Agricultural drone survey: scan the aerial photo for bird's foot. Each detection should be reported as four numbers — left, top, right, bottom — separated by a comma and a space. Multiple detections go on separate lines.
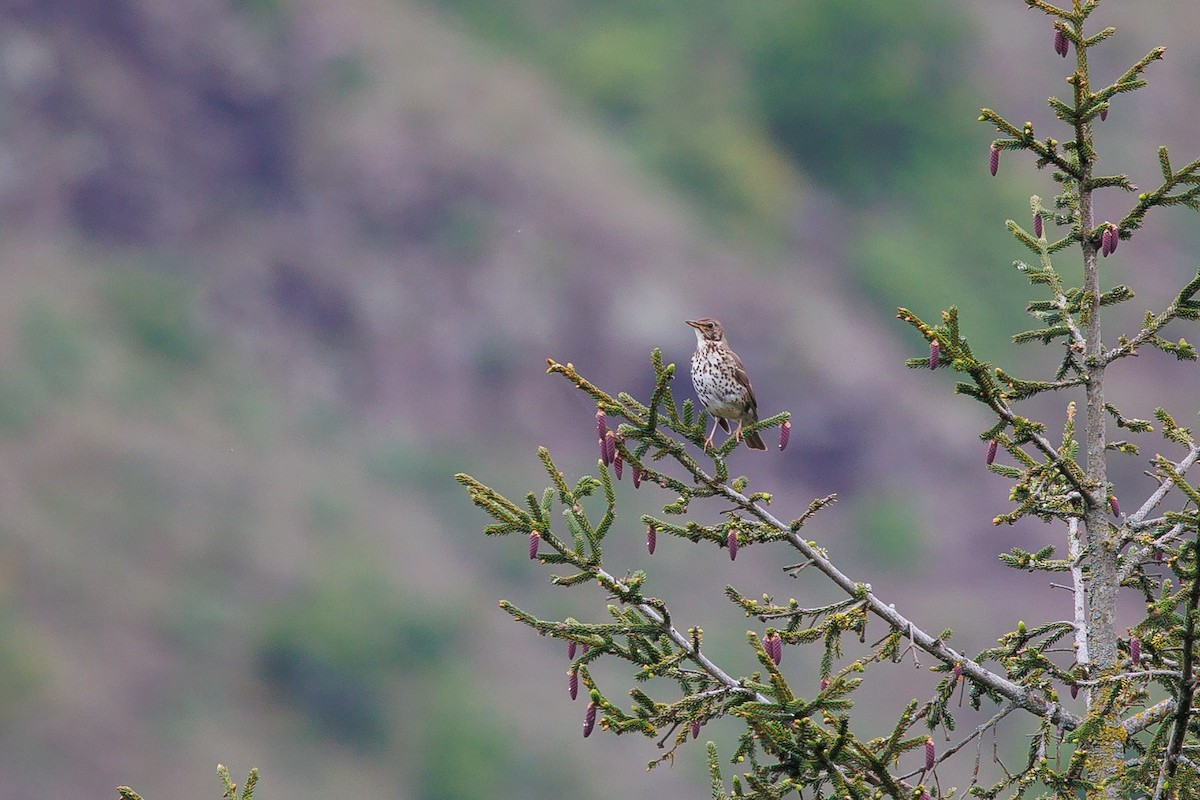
705, 420, 721, 451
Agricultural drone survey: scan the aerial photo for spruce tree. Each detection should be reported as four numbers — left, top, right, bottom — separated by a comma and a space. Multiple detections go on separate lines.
458, 2, 1200, 797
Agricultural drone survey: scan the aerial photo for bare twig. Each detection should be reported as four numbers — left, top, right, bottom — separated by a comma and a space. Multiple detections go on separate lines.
1119, 443, 1200, 582
1127, 443, 1200, 526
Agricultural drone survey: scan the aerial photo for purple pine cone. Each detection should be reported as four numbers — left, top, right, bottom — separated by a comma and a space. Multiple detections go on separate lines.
1054, 28, 1068, 57
595, 408, 607, 442
1100, 107, 1109, 122
603, 431, 616, 466
767, 633, 782, 665
1033, 213, 1043, 238
691, 720, 701, 740
568, 640, 577, 660
929, 339, 941, 370
613, 453, 623, 480
925, 737, 936, 771
529, 530, 540, 560
779, 420, 791, 451
1130, 636, 1141, 664
1109, 494, 1120, 517
1070, 683, 1079, 700
989, 145, 1000, 177
647, 524, 657, 555
632, 467, 642, 489
569, 668, 579, 700
986, 439, 998, 466
583, 701, 597, 737
727, 530, 738, 561
1101, 226, 1114, 257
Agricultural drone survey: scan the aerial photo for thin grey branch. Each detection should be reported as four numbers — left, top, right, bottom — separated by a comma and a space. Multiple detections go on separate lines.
715, 481, 1083, 730
1128, 443, 1200, 526
595, 563, 769, 704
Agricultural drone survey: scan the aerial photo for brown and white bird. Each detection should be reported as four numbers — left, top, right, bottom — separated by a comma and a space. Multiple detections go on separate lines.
686, 317, 766, 450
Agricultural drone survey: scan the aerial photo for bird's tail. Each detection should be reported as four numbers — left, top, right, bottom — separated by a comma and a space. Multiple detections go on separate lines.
744, 429, 767, 450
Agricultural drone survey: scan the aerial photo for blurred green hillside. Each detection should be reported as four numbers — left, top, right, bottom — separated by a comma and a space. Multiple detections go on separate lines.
0, 1, 1197, 798
436, 0, 1030, 344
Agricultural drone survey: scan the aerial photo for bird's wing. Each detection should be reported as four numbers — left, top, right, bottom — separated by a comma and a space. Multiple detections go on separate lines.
730, 351, 759, 418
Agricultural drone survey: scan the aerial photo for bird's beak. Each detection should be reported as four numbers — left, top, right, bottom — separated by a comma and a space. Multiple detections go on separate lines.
685, 319, 703, 330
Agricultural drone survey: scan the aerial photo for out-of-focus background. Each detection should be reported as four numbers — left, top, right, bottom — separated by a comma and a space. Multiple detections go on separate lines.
0, 1, 1197, 797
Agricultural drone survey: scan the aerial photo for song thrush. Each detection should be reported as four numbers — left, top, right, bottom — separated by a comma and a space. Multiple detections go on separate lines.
686, 318, 766, 450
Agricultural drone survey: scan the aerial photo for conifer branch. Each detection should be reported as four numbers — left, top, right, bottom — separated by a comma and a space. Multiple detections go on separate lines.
1124, 697, 1177, 736
1103, 267, 1200, 366
1128, 443, 1200, 526
1164, 549, 1199, 780
899, 306, 1094, 506
712, 470, 1083, 730
897, 702, 1018, 781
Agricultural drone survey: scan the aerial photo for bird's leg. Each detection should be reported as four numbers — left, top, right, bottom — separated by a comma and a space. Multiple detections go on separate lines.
705, 418, 720, 450
733, 420, 745, 443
